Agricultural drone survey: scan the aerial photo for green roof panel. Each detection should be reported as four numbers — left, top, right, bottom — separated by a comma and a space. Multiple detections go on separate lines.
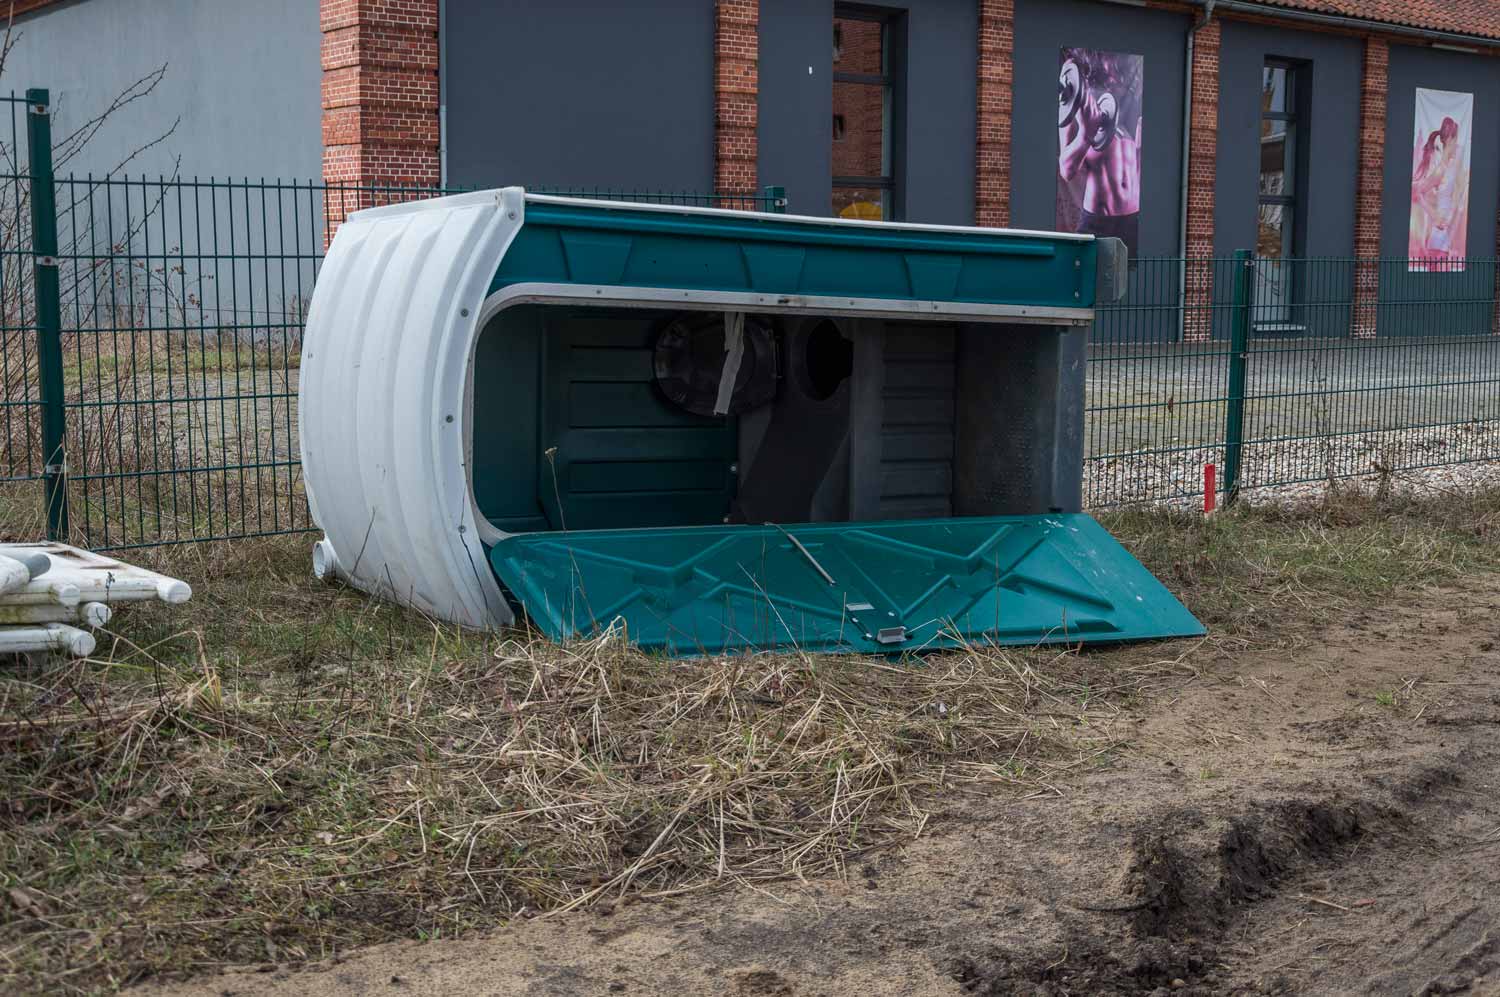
491, 200, 1099, 311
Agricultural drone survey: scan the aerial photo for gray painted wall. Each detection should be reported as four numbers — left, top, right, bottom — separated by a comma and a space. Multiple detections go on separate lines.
1377, 43, 1500, 335
1011, 0, 1189, 259
2, 0, 321, 336
4, 0, 319, 180
758, 0, 974, 224
900, 0, 976, 224
758, 0, 828, 216
1214, 20, 1361, 261
1211, 20, 1361, 337
443, 0, 716, 192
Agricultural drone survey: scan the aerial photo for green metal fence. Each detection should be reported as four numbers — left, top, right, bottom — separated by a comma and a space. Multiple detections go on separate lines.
1087, 253, 1500, 507
1, 92, 50, 530
0, 87, 787, 549
3, 82, 1500, 550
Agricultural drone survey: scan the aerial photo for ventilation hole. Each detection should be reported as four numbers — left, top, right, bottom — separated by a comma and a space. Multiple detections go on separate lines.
803, 320, 853, 401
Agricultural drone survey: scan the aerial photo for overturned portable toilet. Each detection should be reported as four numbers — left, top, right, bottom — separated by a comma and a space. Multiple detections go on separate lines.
300, 188, 1201, 655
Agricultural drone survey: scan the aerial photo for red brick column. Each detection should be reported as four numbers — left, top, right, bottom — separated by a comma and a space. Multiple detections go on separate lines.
1353, 37, 1388, 339
1182, 19, 1221, 343
975, 0, 1014, 227
321, 0, 441, 242
715, 0, 759, 207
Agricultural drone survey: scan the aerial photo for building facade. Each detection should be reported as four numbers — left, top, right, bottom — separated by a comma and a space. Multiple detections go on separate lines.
5, 0, 320, 180
10, 1, 1496, 340
322, 0, 1500, 340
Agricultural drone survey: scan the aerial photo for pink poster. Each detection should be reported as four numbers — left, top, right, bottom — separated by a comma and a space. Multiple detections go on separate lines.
1408, 87, 1472, 272
1057, 48, 1143, 256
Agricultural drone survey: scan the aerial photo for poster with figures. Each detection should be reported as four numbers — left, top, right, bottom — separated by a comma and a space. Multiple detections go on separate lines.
1409, 87, 1472, 272
1057, 47, 1143, 256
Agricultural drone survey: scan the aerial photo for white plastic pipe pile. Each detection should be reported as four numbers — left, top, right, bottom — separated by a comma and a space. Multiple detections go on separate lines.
0, 542, 191, 658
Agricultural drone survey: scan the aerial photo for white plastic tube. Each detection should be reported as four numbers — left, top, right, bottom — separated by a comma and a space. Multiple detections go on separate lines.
312, 538, 339, 581
0, 602, 111, 627
156, 578, 192, 604
79, 602, 112, 628
0, 623, 95, 656
0, 547, 50, 579
0, 579, 82, 608
0, 574, 186, 606
0, 555, 28, 597
0, 543, 190, 605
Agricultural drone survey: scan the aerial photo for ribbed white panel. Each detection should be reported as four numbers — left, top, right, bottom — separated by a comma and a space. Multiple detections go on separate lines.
299, 188, 526, 628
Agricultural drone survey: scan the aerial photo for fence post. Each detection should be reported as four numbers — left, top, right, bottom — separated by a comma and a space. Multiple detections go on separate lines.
1223, 249, 1253, 503
26, 88, 68, 540
763, 185, 787, 214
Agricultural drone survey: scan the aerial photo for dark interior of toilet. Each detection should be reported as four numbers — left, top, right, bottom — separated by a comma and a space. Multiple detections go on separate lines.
471, 304, 1086, 538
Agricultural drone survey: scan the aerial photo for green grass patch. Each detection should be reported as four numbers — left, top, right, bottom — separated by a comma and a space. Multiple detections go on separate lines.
1100, 487, 1500, 638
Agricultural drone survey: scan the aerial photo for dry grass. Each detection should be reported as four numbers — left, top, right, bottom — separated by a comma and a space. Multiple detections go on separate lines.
1107, 485, 1500, 639
2, 489, 1500, 994
0, 540, 1182, 994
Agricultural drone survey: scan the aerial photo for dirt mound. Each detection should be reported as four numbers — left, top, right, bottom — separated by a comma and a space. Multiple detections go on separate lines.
948, 797, 1375, 996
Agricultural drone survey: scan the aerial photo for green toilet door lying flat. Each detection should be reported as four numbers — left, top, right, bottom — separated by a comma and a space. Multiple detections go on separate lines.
488, 514, 1203, 656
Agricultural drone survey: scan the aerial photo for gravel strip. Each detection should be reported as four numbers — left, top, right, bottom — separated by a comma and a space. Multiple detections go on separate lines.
1086, 421, 1500, 509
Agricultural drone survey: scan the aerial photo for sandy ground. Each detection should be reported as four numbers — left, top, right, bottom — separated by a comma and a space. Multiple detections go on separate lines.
141, 582, 1500, 997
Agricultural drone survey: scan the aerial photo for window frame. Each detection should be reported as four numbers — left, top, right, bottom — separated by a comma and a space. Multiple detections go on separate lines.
1257, 60, 1301, 244
1255, 57, 1310, 326
831, 5, 900, 219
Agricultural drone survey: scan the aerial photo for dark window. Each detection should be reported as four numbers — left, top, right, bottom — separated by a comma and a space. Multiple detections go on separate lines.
832, 8, 896, 219
1257, 60, 1304, 324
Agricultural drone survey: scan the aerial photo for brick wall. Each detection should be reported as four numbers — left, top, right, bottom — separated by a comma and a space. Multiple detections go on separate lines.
975, 0, 1014, 228
1183, 18, 1221, 343
715, 0, 759, 203
320, 0, 441, 240
1352, 37, 1389, 339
